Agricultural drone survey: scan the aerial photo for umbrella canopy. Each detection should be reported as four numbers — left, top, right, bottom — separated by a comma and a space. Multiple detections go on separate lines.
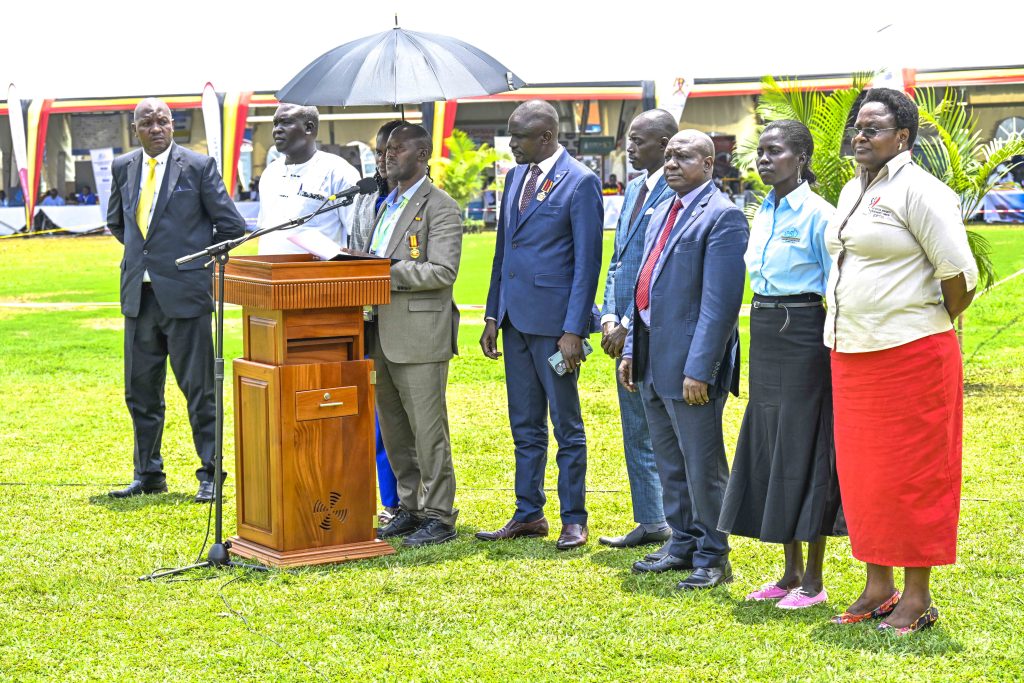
276, 27, 525, 106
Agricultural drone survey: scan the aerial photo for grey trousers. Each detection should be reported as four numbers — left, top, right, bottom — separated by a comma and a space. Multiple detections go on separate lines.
369, 337, 458, 526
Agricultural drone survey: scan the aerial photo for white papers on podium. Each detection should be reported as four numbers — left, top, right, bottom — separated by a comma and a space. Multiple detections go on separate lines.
286, 230, 342, 260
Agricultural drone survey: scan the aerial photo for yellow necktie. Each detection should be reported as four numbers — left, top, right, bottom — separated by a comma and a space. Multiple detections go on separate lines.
136, 157, 158, 238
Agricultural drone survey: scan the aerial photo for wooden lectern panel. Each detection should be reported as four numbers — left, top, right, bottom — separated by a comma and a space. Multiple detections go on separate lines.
223, 254, 391, 311
228, 253, 395, 567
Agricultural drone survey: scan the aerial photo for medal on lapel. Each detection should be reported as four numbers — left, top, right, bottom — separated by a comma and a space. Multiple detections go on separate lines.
409, 234, 420, 259
536, 178, 554, 202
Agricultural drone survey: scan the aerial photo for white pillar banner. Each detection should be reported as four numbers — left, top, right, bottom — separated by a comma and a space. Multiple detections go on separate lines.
657, 76, 692, 125
90, 147, 114, 222
202, 82, 222, 175
6, 84, 29, 207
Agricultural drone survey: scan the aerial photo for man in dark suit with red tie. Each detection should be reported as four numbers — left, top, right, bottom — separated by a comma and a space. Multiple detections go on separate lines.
619, 130, 748, 589
107, 98, 245, 502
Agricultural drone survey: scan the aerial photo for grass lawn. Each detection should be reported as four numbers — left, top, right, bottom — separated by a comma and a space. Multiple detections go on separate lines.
1, 228, 1023, 681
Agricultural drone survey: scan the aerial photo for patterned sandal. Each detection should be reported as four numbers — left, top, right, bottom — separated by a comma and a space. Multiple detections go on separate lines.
830, 590, 901, 624
878, 605, 939, 635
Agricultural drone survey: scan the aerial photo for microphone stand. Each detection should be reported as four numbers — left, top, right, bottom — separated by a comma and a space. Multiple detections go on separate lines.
141, 192, 358, 581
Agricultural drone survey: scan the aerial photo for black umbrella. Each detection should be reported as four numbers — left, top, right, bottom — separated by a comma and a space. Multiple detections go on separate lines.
276, 26, 525, 106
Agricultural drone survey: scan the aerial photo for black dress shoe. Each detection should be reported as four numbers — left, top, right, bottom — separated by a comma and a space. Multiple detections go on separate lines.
403, 518, 456, 547
109, 481, 167, 499
599, 525, 672, 548
632, 554, 693, 574
643, 539, 673, 562
378, 509, 424, 539
194, 481, 216, 503
676, 563, 733, 590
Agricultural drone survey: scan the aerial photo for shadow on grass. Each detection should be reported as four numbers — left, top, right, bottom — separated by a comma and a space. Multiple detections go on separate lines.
89, 492, 196, 508
227, 524, 592, 576
807, 619, 963, 656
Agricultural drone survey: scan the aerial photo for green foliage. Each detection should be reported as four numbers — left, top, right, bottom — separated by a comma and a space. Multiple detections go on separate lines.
462, 219, 485, 234
431, 129, 507, 215
914, 87, 1024, 289
734, 73, 874, 207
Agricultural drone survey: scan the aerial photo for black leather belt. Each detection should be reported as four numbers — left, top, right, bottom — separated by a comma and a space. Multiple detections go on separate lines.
751, 294, 823, 332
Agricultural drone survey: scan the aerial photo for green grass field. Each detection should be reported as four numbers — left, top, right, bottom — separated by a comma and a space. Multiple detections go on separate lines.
1, 228, 1023, 681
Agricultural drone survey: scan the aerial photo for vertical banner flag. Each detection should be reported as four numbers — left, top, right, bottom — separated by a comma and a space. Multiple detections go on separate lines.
90, 148, 114, 223
657, 75, 692, 125
7, 84, 30, 227
201, 82, 222, 176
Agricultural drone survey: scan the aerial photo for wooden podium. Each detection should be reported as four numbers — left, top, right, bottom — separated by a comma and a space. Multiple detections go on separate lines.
222, 254, 396, 567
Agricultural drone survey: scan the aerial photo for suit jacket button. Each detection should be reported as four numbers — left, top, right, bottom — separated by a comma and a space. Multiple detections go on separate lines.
142, 249, 149, 255
509, 272, 515, 278
512, 243, 518, 249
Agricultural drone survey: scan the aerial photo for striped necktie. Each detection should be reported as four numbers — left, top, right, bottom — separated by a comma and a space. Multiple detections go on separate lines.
634, 198, 683, 312
136, 157, 158, 238
519, 165, 542, 213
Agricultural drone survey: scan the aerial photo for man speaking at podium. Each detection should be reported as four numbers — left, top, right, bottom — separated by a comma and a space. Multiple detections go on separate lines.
255, 103, 360, 254
366, 124, 464, 547
107, 98, 245, 502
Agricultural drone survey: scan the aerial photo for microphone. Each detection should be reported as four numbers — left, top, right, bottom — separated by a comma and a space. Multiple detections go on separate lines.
330, 177, 378, 201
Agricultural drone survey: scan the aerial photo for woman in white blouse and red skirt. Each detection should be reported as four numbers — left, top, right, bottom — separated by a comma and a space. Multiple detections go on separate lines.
825, 88, 977, 635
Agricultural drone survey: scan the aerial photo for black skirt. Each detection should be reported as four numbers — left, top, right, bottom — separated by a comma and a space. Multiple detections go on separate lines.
718, 294, 846, 543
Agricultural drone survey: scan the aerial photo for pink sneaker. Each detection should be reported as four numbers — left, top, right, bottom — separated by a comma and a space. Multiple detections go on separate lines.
777, 587, 828, 609
745, 584, 789, 601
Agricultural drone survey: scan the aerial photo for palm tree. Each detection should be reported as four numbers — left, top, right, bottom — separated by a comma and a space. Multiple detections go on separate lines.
733, 77, 1024, 290
915, 88, 1024, 288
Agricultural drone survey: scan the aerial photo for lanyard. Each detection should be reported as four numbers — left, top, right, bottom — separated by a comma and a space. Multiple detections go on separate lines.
370, 195, 409, 254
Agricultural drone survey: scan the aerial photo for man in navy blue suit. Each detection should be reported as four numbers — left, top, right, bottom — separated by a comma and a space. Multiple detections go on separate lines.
598, 110, 678, 550
620, 130, 748, 589
477, 100, 603, 550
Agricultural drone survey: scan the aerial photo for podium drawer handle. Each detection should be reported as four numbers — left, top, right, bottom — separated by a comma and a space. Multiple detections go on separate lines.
320, 401, 345, 408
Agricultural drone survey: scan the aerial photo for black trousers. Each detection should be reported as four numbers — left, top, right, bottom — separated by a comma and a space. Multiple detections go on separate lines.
124, 285, 217, 486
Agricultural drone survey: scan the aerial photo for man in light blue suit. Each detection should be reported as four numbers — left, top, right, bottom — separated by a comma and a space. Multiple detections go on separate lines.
478, 100, 604, 550
598, 110, 678, 550
620, 130, 748, 590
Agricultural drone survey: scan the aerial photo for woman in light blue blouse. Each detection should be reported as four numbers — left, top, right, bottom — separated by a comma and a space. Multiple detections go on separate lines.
718, 120, 846, 610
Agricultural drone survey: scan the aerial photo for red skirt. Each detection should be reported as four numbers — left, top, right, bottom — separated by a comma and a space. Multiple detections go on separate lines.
831, 330, 963, 567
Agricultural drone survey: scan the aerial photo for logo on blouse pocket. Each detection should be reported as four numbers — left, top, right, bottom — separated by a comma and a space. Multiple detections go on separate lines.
780, 227, 800, 244
866, 196, 894, 220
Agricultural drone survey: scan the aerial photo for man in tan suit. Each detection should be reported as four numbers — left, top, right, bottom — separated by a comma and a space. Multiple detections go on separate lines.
367, 123, 464, 547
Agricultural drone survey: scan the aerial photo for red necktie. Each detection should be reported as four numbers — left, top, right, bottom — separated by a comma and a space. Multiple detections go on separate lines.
519, 165, 542, 213
635, 198, 683, 312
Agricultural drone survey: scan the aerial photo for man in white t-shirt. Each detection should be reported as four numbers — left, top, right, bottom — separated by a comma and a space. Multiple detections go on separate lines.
256, 104, 360, 254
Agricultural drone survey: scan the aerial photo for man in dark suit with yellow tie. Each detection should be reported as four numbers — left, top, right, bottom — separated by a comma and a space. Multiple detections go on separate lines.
107, 98, 245, 502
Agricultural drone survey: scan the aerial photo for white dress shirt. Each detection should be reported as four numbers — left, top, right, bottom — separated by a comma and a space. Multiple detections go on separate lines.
516, 145, 565, 208
824, 151, 978, 352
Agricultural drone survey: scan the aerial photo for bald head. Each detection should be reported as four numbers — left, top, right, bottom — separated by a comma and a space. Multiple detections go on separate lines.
633, 109, 679, 140
508, 99, 560, 165
132, 98, 173, 157
663, 129, 715, 195
673, 129, 715, 158
627, 109, 680, 173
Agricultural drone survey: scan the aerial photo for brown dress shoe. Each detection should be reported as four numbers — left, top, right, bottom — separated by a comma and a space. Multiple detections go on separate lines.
556, 523, 588, 550
475, 517, 549, 541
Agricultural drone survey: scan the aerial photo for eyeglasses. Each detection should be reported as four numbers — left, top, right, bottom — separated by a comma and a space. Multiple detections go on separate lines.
845, 127, 897, 140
